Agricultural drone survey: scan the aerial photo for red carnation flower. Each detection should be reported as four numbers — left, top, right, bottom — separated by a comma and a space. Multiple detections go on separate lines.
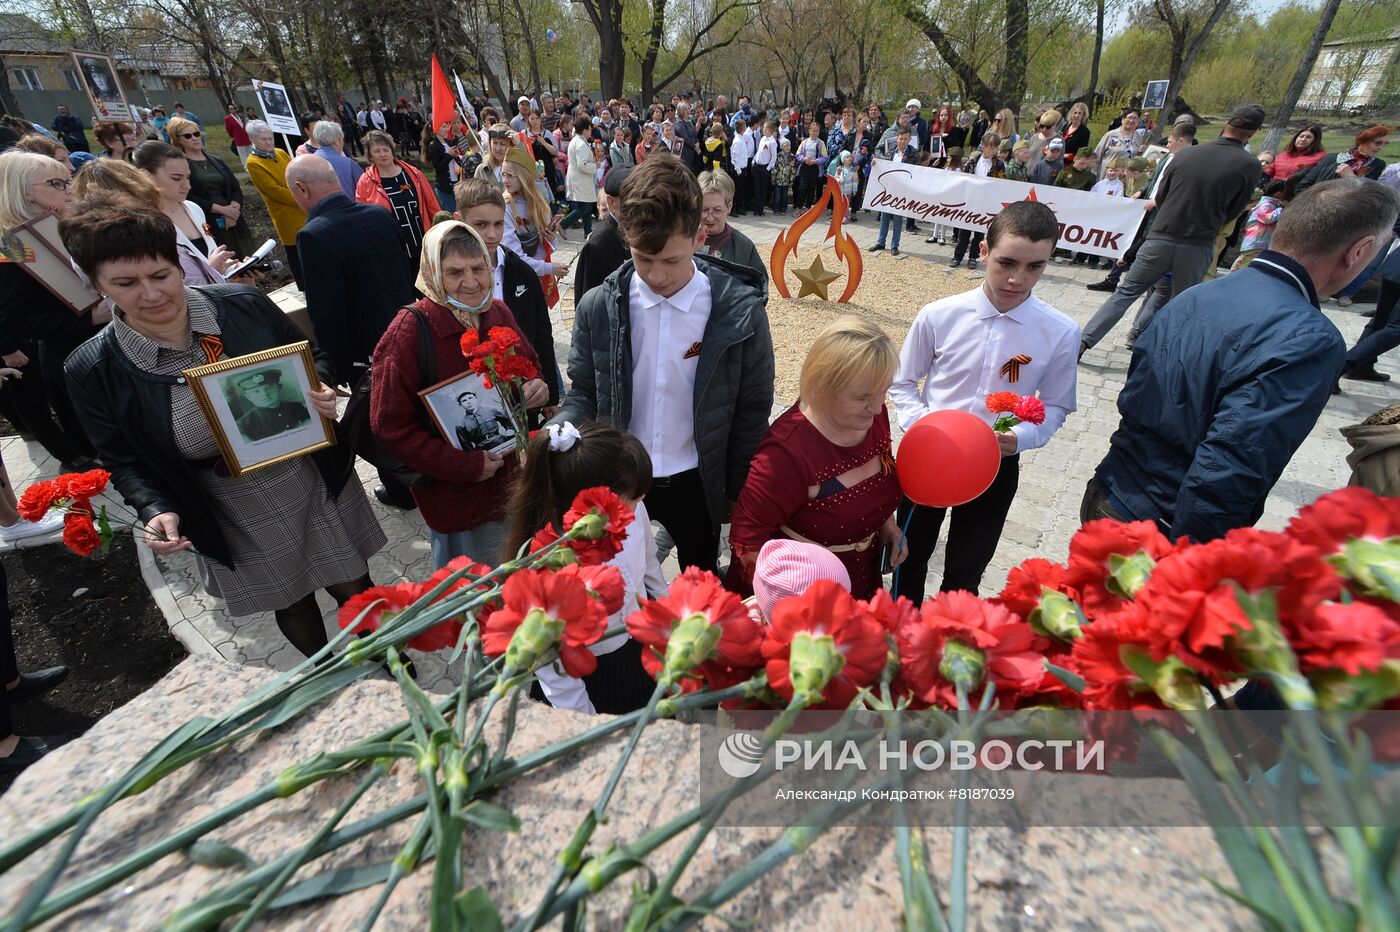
1286, 487, 1400, 555
897, 589, 1044, 709
1293, 601, 1400, 677
17, 480, 64, 522
560, 562, 626, 615
627, 567, 762, 691
1136, 528, 1341, 680
563, 487, 634, 565
763, 580, 887, 709
487, 326, 520, 350
495, 352, 540, 382
338, 582, 465, 653
423, 556, 500, 622
1068, 607, 1178, 713
60, 468, 112, 502
460, 331, 480, 356
985, 391, 1021, 414
61, 513, 102, 557
859, 588, 919, 633
481, 568, 608, 677
1064, 519, 1178, 616
996, 558, 1071, 619
1011, 395, 1046, 425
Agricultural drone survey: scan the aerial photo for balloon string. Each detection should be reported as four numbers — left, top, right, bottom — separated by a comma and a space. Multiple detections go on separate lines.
890, 504, 917, 596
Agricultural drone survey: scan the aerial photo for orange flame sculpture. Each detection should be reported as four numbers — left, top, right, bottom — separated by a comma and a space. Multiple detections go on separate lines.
770, 175, 863, 302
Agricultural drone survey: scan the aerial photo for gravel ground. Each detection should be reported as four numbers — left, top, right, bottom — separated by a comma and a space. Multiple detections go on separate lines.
765, 242, 978, 406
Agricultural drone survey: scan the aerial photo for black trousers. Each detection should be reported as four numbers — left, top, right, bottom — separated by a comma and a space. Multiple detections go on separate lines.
3, 347, 90, 465
795, 164, 820, 209
1345, 277, 1400, 370
1, 561, 15, 738
643, 468, 720, 574
734, 167, 752, 213
952, 229, 984, 264
895, 455, 1019, 604
751, 165, 771, 215
285, 243, 304, 293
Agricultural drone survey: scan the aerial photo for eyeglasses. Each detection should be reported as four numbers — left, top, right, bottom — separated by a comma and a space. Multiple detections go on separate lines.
179, 131, 201, 139
38, 177, 71, 191
488, 130, 510, 140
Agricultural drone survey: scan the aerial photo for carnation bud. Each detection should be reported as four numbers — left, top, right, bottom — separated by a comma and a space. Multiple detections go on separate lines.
938, 639, 986, 693
1309, 663, 1400, 711
660, 613, 723, 683
1120, 646, 1204, 712
1029, 590, 1086, 641
1335, 538, 1400, 601
788, 631, 845, 702
1230, 587, 1316, 710
535, 546, 578, 570
503, 607, 565, 674
1106, 551, 1155, 599
568, 511, 608, 540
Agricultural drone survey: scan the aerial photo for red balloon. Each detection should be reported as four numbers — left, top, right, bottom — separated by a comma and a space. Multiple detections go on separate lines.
896, 410, 1002, 507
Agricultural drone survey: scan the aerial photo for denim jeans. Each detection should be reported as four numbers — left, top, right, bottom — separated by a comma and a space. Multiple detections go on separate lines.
1081, 239, 1212, 349
876, 211, 903, 249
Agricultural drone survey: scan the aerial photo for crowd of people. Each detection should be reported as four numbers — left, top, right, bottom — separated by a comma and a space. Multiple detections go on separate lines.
1, 84, 1398, 771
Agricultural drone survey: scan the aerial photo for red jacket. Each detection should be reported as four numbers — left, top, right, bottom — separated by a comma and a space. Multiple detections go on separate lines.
354, 160, 441, 233
369, 297, 539, 533
224, 114, 250, 147
1264, 148, 1327, 181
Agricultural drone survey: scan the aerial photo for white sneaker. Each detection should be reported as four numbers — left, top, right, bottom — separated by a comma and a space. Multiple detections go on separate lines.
0, 510, 65, 542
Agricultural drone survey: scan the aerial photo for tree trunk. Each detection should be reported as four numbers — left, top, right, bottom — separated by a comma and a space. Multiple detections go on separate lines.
639, 0, 667, 107
508, 0, 543, 95
996, 0, 1029, 114
897, 0, 1001, 112
1087, 0, 1105, 113
1160, 0, 1234, 126
0, 58, 24, 118
1262, 0, 1342, 152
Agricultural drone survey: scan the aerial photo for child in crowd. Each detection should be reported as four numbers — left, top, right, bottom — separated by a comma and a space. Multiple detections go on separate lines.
704, 121, 728, 173
635, 124, 657, 163
1053, 150, 1096, 191
1123, 156, 1150, 197
836, 150, 858, 213
1231, 178, 1291, 270
748, 539, 851, 624
1091, 159, 1125, 197
505, 421, 663, 714
501, 148, 567, 305
925, 147, 962, 246
772, 137, 796, 213
609, 125, 635, 168
1005, 139, 1032, 182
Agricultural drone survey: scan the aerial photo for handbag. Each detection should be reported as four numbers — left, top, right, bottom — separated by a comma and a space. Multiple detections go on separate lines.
340, 307, 437, 488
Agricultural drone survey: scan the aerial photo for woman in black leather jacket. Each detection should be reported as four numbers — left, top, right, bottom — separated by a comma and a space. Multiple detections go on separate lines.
60, 202, 385, 658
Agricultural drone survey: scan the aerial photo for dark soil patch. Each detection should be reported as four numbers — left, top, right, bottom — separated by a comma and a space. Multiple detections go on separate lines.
3, 535, 182, 792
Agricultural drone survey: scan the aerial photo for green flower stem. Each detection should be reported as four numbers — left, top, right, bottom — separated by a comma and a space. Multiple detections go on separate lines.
1165, 721, 1329, 932
229, 762, 389, 932
884, 683, 950, 932
358, 810, 436, 932
520, 676, 673, 931
643, 692, 813, 920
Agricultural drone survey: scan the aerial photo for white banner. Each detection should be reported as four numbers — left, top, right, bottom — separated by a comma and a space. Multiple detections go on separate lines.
863, 160, 1148, 258
252, 79, 301, 137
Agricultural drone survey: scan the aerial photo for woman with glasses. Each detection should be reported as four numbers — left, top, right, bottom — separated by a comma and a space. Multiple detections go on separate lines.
1026, 109, 1061, 166
165, 116, 255, 257
355, 129, 439, 269
0, 152, 101, 470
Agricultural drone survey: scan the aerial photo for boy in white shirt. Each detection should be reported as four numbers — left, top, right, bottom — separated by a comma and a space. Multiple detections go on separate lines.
730, 118, 753, 214
554, 154, 775, 573
1091, 159, 1126, 197
890, 201, 1081, 602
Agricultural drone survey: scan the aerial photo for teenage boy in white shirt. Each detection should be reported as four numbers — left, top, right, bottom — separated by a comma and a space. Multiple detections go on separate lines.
890, 201, 1081, 602
555, 153, 775, 573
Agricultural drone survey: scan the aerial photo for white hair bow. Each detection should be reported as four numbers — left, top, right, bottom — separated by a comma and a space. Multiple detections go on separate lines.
546, 422, 581, 452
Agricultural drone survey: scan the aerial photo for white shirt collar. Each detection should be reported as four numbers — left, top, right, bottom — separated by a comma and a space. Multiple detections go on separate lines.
974, 282, 1030, 321
633, 262, 705, 312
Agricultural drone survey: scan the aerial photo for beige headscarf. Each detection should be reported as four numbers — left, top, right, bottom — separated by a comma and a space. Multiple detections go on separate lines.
416, 219, 494, 325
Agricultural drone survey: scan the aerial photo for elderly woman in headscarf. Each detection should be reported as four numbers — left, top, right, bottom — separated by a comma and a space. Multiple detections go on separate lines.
369, 221, 550, 568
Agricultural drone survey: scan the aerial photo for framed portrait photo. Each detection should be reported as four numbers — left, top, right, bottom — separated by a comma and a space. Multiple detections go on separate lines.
419, 371, 522, 455
70, 51, 130, 122
252, 78, 301, 137
1, 212, 102, 315
183, 342, 335, 477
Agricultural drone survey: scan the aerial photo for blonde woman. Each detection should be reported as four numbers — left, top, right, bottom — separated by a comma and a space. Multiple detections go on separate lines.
727, 316, 905, 599
501, 147, 568, 305
1061, 101, 1091, 157
165, 116, 255, 256
1026, 109, 1061, 166
991, 108, 1019, 147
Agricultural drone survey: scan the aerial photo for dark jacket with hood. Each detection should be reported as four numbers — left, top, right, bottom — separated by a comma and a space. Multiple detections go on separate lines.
555, 254, 774, 527
64, 285, 354, 568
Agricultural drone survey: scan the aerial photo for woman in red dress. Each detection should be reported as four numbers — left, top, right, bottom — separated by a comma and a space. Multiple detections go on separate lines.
728, 318, 907, 599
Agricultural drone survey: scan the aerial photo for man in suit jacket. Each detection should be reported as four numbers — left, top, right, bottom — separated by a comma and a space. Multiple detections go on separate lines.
285, 155, 417, 507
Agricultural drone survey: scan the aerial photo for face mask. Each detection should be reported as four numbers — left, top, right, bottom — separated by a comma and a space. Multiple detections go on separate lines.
445, 290, 492, 315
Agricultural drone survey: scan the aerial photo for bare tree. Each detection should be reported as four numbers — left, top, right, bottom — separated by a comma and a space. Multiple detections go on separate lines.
575, 0, 626, 99
1261, 0, 1342, 153
632, 0, 757, 104
1139, 0, 1236, 125
896, 0, 1032, 113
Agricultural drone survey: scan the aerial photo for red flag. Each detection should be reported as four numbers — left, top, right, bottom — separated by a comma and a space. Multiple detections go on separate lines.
430, 54, 455, 133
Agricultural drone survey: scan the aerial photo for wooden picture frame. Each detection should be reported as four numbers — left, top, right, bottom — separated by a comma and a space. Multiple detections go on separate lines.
183, 341, 334, 477
70, 51, 131, 123
2, 212, 102, 315
418, 371, 521, 455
